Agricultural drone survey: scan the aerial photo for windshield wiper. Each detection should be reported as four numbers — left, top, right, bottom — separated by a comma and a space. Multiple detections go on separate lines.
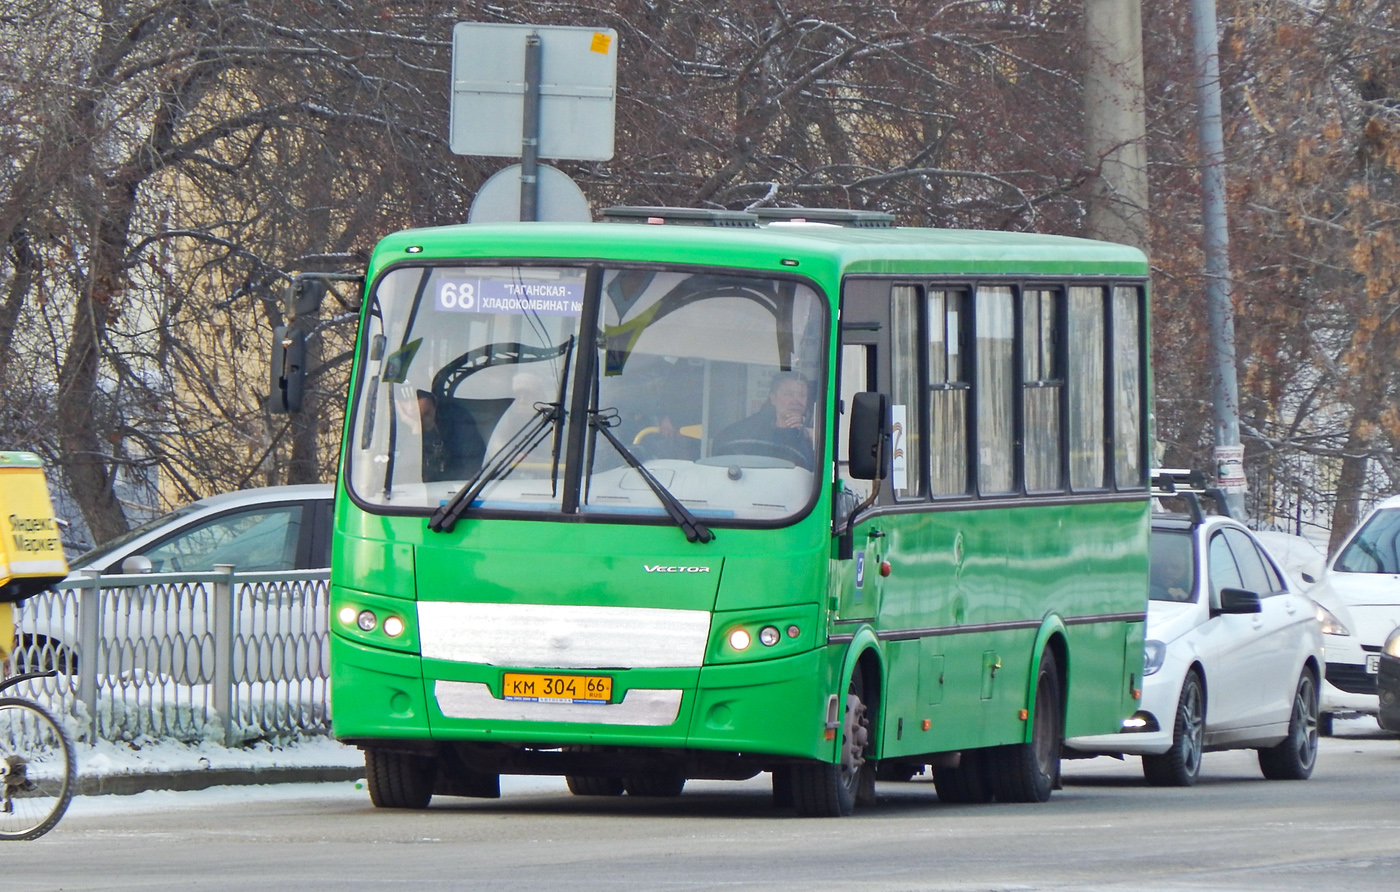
588, 408, 714, 544
428, 402, 561, 533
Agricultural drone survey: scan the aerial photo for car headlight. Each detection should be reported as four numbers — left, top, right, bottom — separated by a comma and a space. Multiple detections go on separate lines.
1143, 639, 1167, 677
1384, 627, 1400, 658
1316, 604, 1351, 637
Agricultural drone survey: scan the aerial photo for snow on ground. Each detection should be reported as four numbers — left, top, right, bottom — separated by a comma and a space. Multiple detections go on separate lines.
78, 733, 364, 778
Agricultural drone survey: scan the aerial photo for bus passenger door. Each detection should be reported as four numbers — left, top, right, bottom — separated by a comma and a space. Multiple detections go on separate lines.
834, 283, 892, 624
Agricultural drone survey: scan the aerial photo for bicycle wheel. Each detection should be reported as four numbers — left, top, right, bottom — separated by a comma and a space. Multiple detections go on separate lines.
0, 697, 76, 841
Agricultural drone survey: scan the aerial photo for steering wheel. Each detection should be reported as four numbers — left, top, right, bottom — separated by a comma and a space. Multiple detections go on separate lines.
715, 438, 810, 468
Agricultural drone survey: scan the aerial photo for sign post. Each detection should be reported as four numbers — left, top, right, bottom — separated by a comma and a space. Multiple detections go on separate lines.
450, 23, 618, 222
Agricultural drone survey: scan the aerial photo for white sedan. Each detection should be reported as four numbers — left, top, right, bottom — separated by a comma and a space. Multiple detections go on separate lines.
1306, 493, 1400, 733
1065, 511, 1324, 785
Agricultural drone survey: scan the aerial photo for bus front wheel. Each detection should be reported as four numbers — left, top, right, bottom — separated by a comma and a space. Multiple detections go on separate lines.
364, 747, 435, 809
792, 666, 873, 817
987, 648, 1063, 803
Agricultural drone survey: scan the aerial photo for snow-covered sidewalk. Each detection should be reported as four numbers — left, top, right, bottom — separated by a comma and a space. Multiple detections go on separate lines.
74, 734, 364, 795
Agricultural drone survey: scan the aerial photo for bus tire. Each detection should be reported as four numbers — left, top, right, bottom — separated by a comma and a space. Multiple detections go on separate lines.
364, 747, 435, 809
565, 775, 625, 796
623, 775, 686, 797
792, 665, 873, 817
771, 768, 794, 807
988, 648, 1063, 803
933, 749, 994, 803
1258, 669, 1319, 781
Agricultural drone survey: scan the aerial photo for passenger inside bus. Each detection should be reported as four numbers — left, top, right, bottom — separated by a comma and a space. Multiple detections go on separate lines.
415, 390, 484, 482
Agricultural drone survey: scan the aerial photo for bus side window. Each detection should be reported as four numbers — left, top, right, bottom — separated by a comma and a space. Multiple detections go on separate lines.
928, 289, 969, 496
1068, 286, 1107, 490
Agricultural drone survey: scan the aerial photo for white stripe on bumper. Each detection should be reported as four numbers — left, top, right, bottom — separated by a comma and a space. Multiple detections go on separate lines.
434, 680, 683, 726
417, 601, 711, 669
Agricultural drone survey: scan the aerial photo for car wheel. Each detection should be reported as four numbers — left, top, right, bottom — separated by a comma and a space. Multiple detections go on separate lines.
1258, 670, 1319, 781
1143, 670, 1204, 786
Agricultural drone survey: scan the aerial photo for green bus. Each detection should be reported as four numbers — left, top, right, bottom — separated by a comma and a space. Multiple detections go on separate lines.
325, 207, 1150, 817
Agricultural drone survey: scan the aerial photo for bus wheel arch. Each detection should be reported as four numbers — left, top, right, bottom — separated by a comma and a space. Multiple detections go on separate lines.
790, 643, 880, 817
987, 641, 1065, 803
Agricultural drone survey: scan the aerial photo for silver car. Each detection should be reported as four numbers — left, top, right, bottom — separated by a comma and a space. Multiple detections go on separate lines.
16, 484, 332, 676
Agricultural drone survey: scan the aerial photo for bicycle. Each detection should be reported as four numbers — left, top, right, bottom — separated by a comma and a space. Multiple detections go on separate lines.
0, 670, 76, 840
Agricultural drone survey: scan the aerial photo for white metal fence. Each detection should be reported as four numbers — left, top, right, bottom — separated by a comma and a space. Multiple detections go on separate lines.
8, 565, 330, 746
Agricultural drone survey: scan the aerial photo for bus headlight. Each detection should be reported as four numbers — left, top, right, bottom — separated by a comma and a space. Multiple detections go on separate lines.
758, 626, 781, 647
338, 606, 358, 624
357, 610, 377, 632
383, 616, 405, 638
728, 628, 752, 650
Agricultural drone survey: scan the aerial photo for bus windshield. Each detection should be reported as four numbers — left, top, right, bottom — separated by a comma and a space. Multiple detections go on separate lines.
347, 264, 827, 525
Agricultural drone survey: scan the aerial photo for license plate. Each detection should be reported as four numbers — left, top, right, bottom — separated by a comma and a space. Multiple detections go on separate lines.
1367, 654, 1381, 675
502, 672, 612, 704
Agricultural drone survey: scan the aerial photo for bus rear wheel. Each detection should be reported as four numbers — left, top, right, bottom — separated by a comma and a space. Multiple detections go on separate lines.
987, 649, 1063, 803
792, 666, 873, 817
565, 775, 625, 796
933, 749, 994, 803
623, 775, 686, 797
364, 747, 435, 809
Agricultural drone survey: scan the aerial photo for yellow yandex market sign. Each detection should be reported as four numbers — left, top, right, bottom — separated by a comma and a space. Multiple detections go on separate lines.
0, 451, 69, 601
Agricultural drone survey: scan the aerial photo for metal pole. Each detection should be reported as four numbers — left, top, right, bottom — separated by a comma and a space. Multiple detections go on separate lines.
76, 570, 100, 743
212, 564, 235, 746
1189, 0, 1246, 519
519, 33, 543, 222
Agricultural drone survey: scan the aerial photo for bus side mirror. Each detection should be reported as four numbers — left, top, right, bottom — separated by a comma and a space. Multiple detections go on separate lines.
848, 391, 891, 481
267, 325, 306, 413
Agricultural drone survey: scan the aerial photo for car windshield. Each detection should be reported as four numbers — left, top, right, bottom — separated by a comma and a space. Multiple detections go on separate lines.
72, 505, 200, 569
1335, 506, 1400, 573
347, 265, 827, 524
1150, 530, 1196, 602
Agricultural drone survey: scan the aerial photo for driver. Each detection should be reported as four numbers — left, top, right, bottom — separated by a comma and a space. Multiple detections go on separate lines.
712, 373, 815, 469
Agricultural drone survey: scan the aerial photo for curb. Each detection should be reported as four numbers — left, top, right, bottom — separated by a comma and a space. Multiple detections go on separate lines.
77, 765, 365, 797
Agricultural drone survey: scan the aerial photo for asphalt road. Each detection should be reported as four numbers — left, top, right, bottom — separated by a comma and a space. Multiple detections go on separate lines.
11, 726, 1400, 892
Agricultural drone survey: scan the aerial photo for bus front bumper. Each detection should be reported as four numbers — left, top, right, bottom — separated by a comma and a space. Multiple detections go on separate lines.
331, 633, 837, 762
